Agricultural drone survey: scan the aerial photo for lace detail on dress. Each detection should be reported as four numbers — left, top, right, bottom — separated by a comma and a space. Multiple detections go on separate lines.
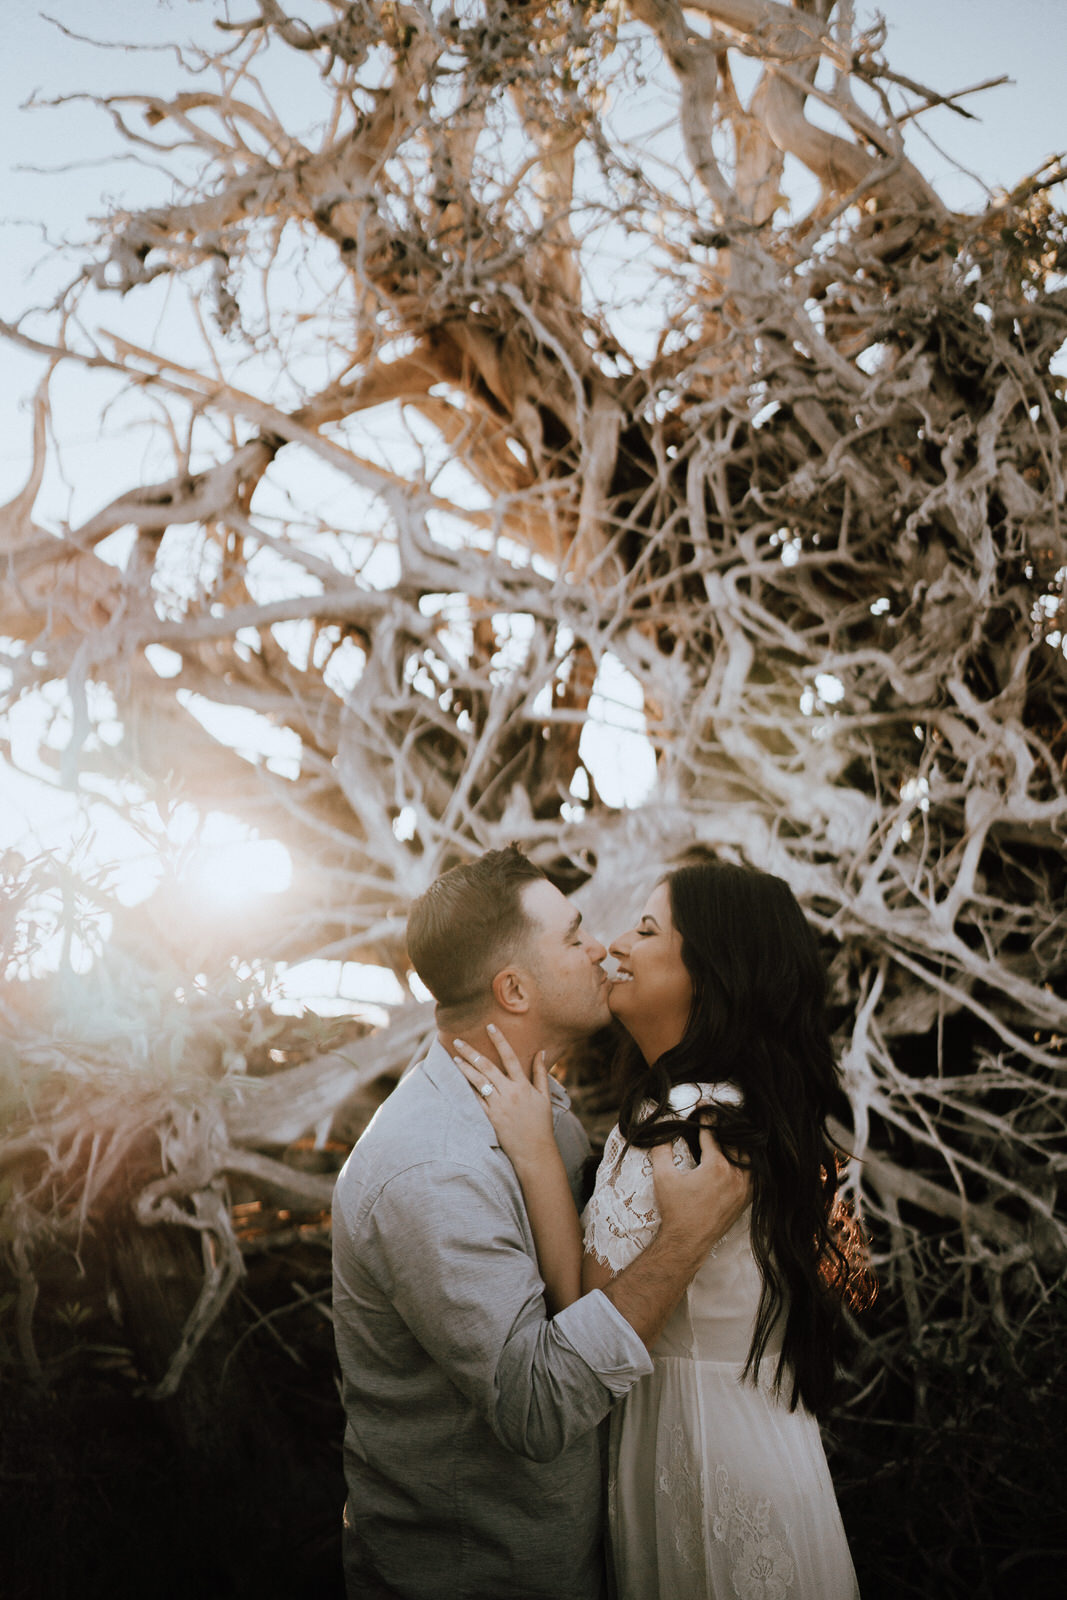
581, 1124, 659, 1276
581, 1081, 743, 1277
712, 1465, 796, 1600
656, 1422, 706, 1572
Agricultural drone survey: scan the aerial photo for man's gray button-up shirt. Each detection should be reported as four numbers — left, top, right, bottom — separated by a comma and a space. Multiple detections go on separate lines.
331, 1039, 652, 1600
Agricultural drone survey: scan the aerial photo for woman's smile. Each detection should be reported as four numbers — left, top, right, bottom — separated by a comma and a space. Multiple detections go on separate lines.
607, 882, 693, 1062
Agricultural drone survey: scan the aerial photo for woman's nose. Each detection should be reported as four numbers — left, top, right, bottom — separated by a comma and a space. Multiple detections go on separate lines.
609, 930, 633, 960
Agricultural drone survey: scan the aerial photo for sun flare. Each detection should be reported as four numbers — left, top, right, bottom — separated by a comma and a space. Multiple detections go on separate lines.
180, 833, 293, 912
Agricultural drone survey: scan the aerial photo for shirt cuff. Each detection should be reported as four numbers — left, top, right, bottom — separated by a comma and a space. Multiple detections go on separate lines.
552, 1287, 654, 1395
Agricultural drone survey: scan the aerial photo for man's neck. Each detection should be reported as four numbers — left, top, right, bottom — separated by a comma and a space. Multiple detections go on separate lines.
436, 1020, 561, 1081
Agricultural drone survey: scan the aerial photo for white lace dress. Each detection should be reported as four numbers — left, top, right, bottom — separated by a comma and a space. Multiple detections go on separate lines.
582, 1084, 860, 1600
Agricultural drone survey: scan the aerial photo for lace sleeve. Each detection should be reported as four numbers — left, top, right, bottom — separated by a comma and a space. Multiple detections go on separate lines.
579, 1082, 742, 1278
581, 1125, 663, 1277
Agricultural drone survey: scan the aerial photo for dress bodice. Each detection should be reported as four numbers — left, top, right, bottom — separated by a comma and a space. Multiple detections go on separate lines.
581, 1083, 779, 1367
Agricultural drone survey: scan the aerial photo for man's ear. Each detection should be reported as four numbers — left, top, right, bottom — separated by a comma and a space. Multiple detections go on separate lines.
491, 966, 530, 1015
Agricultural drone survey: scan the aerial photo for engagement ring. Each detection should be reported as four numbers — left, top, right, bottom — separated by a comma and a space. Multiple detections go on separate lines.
479, 1081, 495, 1098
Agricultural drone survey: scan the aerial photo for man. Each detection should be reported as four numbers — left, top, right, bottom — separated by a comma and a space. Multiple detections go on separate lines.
332, 846, 747, 1600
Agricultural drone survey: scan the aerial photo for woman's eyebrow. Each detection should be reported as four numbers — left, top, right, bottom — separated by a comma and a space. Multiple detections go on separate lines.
639, 914, 659, 930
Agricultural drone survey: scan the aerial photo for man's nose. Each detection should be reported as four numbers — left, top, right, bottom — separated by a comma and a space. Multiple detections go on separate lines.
586, 933, 608, 963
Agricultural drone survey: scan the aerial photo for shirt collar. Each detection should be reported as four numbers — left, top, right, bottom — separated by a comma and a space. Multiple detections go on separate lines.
420, 1036, 573, 1148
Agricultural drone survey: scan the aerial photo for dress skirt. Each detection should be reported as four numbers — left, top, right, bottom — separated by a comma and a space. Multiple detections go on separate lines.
607, 1354, 859, 1600
582, 1088, 860, 1600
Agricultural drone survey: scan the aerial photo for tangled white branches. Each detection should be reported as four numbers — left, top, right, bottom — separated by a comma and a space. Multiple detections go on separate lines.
1, 0, 1065, 1409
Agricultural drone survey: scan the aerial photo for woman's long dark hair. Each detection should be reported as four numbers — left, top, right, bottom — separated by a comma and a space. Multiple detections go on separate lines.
617, 859, 874, 1414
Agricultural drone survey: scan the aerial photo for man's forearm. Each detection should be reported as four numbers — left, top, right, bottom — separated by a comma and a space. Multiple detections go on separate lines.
601, 1222, 710, 1350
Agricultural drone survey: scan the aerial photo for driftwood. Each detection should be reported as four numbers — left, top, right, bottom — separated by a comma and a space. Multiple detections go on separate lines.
0, 1, 1064, 1459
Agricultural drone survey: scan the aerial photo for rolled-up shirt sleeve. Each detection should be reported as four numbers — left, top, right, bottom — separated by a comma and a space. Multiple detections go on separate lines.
364, 1159, 652, 1464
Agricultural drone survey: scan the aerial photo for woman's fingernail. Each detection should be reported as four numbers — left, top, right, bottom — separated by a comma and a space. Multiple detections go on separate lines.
487, 1023, 499, 1034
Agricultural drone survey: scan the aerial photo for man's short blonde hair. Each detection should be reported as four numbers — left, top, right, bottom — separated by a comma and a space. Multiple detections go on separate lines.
406, 844, 546, 1014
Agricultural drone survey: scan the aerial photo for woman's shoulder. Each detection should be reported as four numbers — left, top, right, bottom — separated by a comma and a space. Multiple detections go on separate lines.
594, 1081, 743, 1182
665, 1080, 744, 1114
604, 1081, 743, 1153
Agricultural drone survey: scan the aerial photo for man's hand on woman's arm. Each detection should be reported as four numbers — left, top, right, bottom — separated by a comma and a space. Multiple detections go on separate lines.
452, 1029, 750, 1351
597, 1130, 750, 1350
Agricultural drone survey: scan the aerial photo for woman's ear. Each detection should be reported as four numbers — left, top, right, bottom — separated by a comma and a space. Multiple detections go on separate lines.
491, 966, 530, 1015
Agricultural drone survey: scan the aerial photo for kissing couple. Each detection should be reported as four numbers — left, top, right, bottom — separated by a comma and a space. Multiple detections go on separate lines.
332, 845, 869, 1599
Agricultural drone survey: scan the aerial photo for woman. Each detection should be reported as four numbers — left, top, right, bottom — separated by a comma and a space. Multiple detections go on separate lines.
453, 859, 870, 1600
